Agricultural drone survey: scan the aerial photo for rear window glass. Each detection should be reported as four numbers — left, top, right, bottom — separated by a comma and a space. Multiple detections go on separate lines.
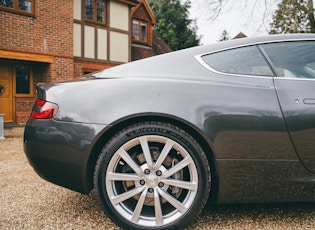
201, 46, 273, 77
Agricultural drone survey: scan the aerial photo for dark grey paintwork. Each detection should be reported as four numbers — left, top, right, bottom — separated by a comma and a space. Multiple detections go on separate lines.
24, 34, 315, 203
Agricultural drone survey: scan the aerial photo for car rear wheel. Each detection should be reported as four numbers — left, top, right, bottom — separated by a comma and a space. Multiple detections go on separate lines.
94, 122, 211, 229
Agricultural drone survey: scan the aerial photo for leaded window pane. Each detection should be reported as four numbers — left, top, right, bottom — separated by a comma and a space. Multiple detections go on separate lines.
0, 0, 13, 8
85, 0, 94, 20
16, 65, 30, 94
133, 20, 139, 40
141, 22, 147, 41
19, 0, 32, 12
97, 0, 105, 22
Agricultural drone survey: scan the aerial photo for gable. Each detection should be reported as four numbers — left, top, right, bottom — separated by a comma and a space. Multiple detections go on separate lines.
133, 4, 151, 21
131, 0, 156, 23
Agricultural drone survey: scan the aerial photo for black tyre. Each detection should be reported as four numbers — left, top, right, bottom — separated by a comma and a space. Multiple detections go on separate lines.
94, 122, 211, 229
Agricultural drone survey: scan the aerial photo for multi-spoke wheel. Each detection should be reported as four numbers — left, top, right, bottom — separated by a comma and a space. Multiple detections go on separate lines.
94, 122, 210, 229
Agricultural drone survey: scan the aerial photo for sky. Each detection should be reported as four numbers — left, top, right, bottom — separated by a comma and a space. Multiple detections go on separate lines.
189, 0, 281, 44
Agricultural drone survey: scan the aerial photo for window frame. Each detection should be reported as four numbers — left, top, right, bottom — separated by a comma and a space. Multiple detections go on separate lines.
0, 0, 35, 16
132, 19, 148, 44
14, 64, 34, 98
84, 0, 107, 25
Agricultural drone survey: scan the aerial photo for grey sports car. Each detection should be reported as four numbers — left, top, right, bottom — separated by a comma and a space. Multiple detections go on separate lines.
24, 34, 315, 230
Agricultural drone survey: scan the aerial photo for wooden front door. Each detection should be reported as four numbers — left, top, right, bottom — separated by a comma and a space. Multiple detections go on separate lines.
0, 63, 14, 122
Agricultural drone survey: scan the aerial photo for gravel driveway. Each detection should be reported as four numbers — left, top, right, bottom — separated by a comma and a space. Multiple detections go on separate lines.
1, 127, 315, 230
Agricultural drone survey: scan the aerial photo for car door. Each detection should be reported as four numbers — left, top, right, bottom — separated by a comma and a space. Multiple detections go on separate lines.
260, 41, 315, 173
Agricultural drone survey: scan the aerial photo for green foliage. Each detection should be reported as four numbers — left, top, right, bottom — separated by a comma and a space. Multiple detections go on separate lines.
269, 0, 315, 34
148, 0, 201, 50
218, 30, 231, 41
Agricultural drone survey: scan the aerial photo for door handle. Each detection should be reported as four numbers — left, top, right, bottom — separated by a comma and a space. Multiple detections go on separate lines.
303, 99, 315, 104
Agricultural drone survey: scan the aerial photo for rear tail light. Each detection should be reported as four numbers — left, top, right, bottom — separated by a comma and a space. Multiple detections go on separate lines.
31, 99, 59, 119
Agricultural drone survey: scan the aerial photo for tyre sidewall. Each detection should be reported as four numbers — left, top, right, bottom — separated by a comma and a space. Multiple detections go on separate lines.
95, 122, 210, 230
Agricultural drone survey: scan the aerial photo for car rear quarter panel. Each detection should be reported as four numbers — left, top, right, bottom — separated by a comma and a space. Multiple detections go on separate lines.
24, 118, 107, 193
48, 75, 294, 159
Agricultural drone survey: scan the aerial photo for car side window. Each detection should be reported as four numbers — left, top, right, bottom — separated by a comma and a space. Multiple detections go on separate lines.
201, 45, 274, 76
260, 41, 315, 79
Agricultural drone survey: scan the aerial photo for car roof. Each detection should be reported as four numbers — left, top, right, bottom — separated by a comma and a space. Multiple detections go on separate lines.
190, 33, 315, 55
97, 34, 315, 80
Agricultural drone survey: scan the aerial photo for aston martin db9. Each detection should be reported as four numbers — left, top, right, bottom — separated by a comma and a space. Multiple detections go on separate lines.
24, 34, 315, 229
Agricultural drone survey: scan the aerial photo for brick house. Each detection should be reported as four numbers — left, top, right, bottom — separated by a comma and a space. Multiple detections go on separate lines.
0, 0, 171, 124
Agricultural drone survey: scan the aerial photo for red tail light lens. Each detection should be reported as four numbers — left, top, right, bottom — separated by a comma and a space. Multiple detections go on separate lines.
31, 99, 59, 119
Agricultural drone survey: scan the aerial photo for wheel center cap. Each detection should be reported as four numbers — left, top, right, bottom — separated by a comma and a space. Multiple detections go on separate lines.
146, 175, 158, 187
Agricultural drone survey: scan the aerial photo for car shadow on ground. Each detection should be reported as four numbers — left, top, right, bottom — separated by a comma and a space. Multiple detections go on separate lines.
75, 191, 315, 229
192, 201, 315, 229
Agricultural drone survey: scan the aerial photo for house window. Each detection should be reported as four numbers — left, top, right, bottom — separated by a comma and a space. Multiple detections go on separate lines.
85, 0, 106, 24
15, 65, 32, 95
133, 20, 139, 40
133, 19, 148, 43
0, 0, 34, 15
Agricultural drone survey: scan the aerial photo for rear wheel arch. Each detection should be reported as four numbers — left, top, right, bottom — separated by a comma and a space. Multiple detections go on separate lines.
85, 114, 218, 199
